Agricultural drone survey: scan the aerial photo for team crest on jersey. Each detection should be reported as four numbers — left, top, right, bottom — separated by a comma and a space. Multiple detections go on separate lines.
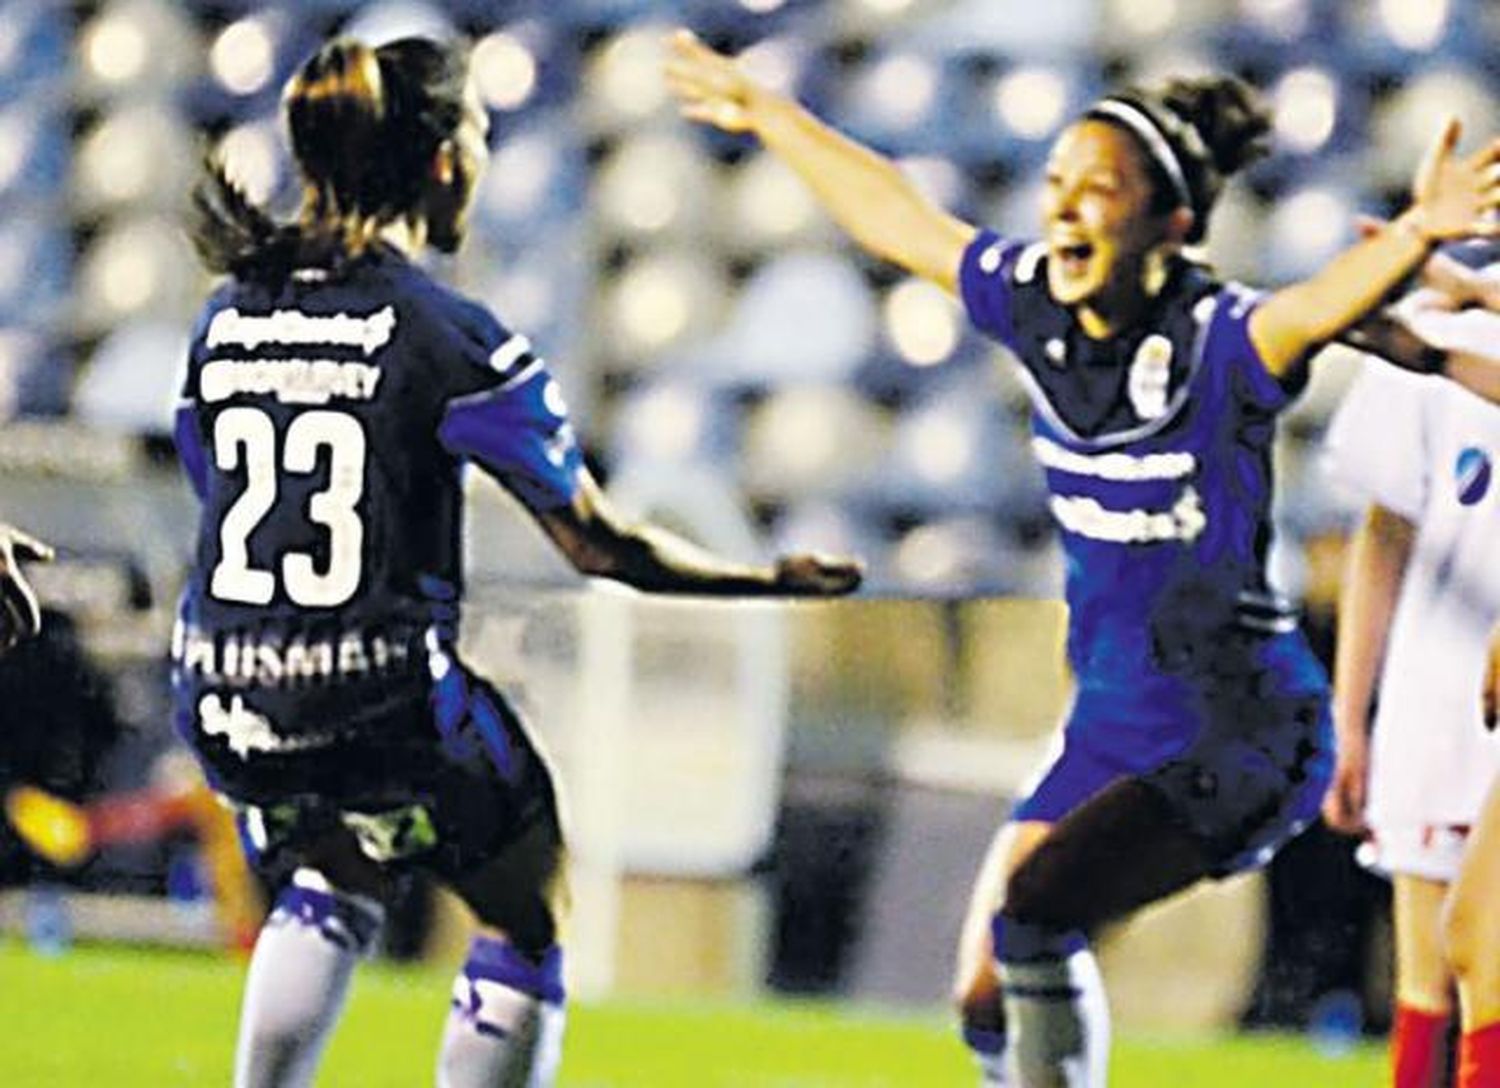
1128, 334, 1173, 420
1456, 446, 1492, 506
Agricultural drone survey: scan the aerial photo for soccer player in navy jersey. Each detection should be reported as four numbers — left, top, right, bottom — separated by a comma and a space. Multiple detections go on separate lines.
667, 29, 1500, 1086
179, 37, 860, 1088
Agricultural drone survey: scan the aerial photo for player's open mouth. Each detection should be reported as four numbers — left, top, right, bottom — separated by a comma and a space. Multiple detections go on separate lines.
1054, 242, 1094, 277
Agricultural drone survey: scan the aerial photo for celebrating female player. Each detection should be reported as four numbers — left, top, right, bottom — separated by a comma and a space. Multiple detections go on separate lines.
666, 29, 1500, 1086
180, 36, 859, 1088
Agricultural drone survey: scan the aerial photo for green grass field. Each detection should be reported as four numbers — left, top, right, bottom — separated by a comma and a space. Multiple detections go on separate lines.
0, 940, 1383, 1085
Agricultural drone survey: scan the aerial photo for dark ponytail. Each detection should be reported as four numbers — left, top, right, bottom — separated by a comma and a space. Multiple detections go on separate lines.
188, 35, 471, 281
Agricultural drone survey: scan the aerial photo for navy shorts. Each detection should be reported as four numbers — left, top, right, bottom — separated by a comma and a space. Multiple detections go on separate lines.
173, 649, 558, 885
1014, 630, 1333, 875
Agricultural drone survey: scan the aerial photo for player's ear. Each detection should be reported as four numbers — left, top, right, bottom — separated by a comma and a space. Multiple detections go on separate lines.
432, 140, 457, 186
1165, 206, 1193, 245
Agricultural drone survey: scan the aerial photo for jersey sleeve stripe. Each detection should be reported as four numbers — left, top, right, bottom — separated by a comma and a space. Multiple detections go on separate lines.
488, 334, 534, 379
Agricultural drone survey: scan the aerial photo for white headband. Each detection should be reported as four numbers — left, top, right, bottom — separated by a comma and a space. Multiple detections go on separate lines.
1087, 98, 1196, 218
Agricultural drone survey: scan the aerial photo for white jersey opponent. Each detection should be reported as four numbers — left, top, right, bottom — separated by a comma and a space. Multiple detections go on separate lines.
1325, 362, 1500, 879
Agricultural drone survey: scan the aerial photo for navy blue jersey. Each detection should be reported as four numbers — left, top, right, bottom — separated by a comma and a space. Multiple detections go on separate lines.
173, 246, 582, 698
960, 230, 1310, 699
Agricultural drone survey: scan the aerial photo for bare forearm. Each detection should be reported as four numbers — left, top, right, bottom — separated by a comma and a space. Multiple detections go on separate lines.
1332, 506, 1413, 741
752, 94, 974, 290
1362, 302, 1500, 404
1443, 350, 1500, 404
1255, 214, 1434, 375
605, 522, 780, 596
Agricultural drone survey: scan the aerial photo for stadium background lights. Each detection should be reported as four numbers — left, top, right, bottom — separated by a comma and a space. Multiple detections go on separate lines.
745, 387, 886, 498
1273, 68, 1339, 155
738, 37, 803, 97
1109, 0, 1180, 40
609, 252, 718, 358
893, 518, 1002, 593
1371, 69, 1498, 190
898, 157, 964, 214
596, 133, 708, 237
78, 0, 198, 92
209, 15, 280, 98
728, 154, 821, 246
80, 6, 150, 87
856, 53, 938, 132
853, 0, 920, 19
482, 267, 555, 335
771, 502, 862, 562
1377, 0, 1451, 51
902, 406, 978, 486
993, 67, 1069, 141
472, 31, 539, 112
617, 385, 707, 463
1239, 0, 1311, 38
0, 109, 35, 194
883, 278, 960, 368
587, 28, 671, 127
76, 105, 192, 211
1269, 187, 1352, 277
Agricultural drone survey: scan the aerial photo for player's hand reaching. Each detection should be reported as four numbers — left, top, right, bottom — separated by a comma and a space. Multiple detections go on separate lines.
1321, 729, 1370, 836
1404, 117, 1500, 243
664, 29, 768, 135
772, 553, 863, 597
0, 522, 52, 654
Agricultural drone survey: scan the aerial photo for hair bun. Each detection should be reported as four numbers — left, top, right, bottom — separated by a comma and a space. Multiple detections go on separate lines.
1157, 75, 1272, 178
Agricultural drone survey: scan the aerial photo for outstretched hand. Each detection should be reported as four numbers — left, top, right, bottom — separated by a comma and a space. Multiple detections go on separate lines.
664, 29, 764, 134
1408, 117, 1500, 242
773, 553, 863, 597
0, 522, 53, 654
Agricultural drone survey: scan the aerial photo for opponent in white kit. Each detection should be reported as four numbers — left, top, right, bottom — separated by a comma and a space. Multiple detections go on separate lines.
1324, 263, 1500, 1087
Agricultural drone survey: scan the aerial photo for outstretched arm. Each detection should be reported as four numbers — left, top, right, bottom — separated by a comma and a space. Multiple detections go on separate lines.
1322, 505, 1414, 835
1252, 119, 1500, 377
665, 29, 976, 292
534, 471, 861, 598
1352, 299, 1500, 407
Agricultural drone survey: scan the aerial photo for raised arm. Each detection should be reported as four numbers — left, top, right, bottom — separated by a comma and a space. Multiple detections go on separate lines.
1340, 295, 1500, 406
665, 29, 976, 292
1252, 119, 1500, 377
534, 471, 860, 598
1322, 504, 1415, 835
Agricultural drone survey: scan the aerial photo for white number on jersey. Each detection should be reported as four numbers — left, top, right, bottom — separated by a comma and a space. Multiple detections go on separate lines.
209, 407, 367, 608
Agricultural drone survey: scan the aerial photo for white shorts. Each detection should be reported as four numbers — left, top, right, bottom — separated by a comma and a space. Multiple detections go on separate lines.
1358, 822, 1473, 883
